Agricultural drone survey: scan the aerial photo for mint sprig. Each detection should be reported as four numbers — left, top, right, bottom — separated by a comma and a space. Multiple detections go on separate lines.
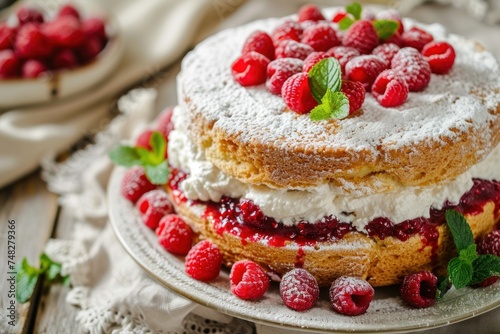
16, 253, 69, 303
310, 90, 349, 121
108, 131, 168, 185
373, 19, 400, 40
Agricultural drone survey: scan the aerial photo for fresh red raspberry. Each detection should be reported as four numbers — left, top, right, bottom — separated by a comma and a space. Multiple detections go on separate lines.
341, 80, 365, 114
391, 47, 431, 92
301, 22, 340, 52
155, 106, 175, 139
476, 230, 500, 287
77, 36, 104, 63
231, 51, 270, 87
51, 49, 78, 69
58, 4, 81, 19
43, 15, 85, 48
345, 55, 387, 91
421, 41, 456, 75
81, 17, 107, 41
0, 50, 19, 78
137, 189, 174, 230
281, 72, 318, 114
185, 240, 222, 281
0, 24, 16, 50
241, 30, 275, 60
371, 69, 409, 107
475, 276, 500, 287
401, 26, 433, 51
400, 271, 437, 308
22, 59, 46, 78
329, 276, 374, 316
332, 10, 347, 23
14, 23, 52, 58
230, 260, 270, 300
372, 43, 400, 65
135, 129, 155, 150
279, 268, 319, 311
376, 9, 404, 34
120, 166, 156, 203
271, 21, 303, 47
16, 7, 44, 25
342, 20, 379, 54
156, 214, 194, 256
302, 52, 329, 72
326, 46, 360, 75
382, 32, 404, 47
298, 4, 325, 22
275, 40, 314, 60
266, 57, 303, 95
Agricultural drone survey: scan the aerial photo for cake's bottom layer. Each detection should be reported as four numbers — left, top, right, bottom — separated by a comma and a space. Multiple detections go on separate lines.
167, 170, 500, 287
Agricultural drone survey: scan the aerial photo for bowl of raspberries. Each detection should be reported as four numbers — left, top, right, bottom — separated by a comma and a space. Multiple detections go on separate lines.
0, 1, 123, 108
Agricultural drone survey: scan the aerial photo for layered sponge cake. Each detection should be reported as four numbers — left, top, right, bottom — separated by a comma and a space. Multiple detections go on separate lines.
166, 7, 500, 287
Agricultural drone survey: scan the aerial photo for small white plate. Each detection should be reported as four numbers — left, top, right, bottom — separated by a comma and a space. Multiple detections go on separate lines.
0, 1, 123, 109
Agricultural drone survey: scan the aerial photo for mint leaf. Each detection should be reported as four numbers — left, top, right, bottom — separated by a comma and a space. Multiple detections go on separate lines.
310, 104, 331, 121
145, 160, 169, 185
308, 58, 342, 102
108, 146, 142, 167
373, 19, 399, 40
448, 257, 473, 289
137, 147, 160, 166
459, 244, 478, 265
339, 16, 354, 31
470, 254, 500, 285
445, 210, 474, 253
346, 2, 362, 20
310, 90, 349, 121
40, 253, 63, 281
16, 258, 40, 303
436, 276, 451, 300
150, 131, 166, 162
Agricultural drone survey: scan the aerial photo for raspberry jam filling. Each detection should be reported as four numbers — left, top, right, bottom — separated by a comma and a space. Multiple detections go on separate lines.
169, 169, 500, 248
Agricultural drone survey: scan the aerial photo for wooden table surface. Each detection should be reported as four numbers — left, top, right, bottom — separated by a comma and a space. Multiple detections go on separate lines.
1, 3, 500, 334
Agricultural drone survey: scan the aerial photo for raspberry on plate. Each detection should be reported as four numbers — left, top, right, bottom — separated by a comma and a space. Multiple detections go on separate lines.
82, 17, 107, 42
301, 22, 340, 52
242, 30, 275, 61
185, 240, 223, 281
371, 69, 409, 107
230, 260, 270, 300
271, 21, 303, 47
120, 166, 156, 203
266, 58, 303, 95
332, 10, 347, 23
15, 23, 53, 58
421, 41, 456, 75
345, 55, 388, 91
400, 271, 437, 308
476, 230, 500, 287
298, 4, 325, 23
281, 72, 318, 114
0, 24, 16, 51
302, 52, 329, 73
372, 43, 400, 65
77, 36, 104, 64
329, 276, 374, 316
280, 268, 319, 311
232, 51, 270, 86
58, 4, 81, 20
136, 189, 173, 229
51, 49, 79, 69
156, 214, 194, 256
16, 7, 44, 25
391, 47, 431, 92
275, 39, 314, 60
0, 50, 19, 78
326, 46, 360, 75
341, 80, 366, 114
401, 26, 433, 51
342, 19, 379, 54
22, 59, 46, 78
43, 15, 85, 48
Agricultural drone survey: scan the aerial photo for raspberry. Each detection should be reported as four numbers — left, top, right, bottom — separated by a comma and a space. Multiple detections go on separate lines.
376, 9, 404, 34
14, 23, 52, 58
391, 47, 431, 92
137, 189, 174, 230
297, 4, 325, 22
81, 17, 107, 41
266, 58, 303, 95
279, 268, 319, 311
17, 7, 44, 25
401, 27, 433, 51
400, 271, 437, 308
58, 4, 80, 19
341, 80, 365, 114
281, 73, 318, 114
242, 30, 275, 60
329, 276, 374, 316
372, 43, 400, 65
332, 10, 347, 23
275, 40, 314, 60
342, 20, 379, 54
302, 52, 329, 73
478, 230, 500, 256
43, 16, 85, 48
0, 50, 19, 78
120, 166, 156, 203
301, 22, 339, 52
421, 41, 456, 75
231, 51, 270, 87
371, 69, 409, 107
51, 49, 78, 69
271, 21, 303, 47
185, 240, 222, 281
22, 59, 46, 78
345, 55, 387, 91
382, 32, 404, 47
155, 106, 175, 139
230, 260, 270, 300
135, 129, 155, 150
326, 46, 360, 74
0, 24, 16, 50
77, 36, 103, 63
156, 214, 194, 256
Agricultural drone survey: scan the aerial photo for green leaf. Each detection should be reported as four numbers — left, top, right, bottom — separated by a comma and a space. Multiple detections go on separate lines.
136, 147, 160, 166
309, 90, 349, 121
308, 58, 342, 103
436, 276, 451, 300
339, 16, 354, 31
150, 131, 166, 163
458, 244, 478, 265
39, 253, 63, 281
145, 160, 169, 185
445, 210, 474, 253
310, 104, 331, 121
346, 2, 362, 20
448, 257, 473, 289
470, 254, 500, 285
63, 275, 71, 286
373, 19, 400, 40
16, 258, 40, 303
108, 146, 142, 167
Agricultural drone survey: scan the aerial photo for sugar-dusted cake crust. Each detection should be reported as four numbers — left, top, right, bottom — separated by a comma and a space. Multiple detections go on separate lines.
178, 15, 500, 194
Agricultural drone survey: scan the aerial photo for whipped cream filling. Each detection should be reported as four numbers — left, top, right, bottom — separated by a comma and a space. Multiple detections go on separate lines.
168, 106, 500, 232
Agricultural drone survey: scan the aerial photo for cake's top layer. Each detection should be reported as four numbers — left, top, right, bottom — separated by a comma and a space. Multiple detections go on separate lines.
177, 11, 500, 193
